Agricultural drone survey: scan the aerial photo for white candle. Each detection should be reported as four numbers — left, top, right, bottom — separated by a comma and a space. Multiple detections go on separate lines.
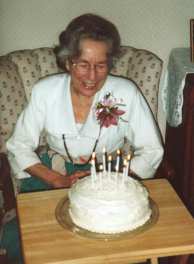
92, 151, 96, 160
102, 147, 106, 172
115, 149, 120, 172
99, 164, 103, 189
126, 153, 131, 178
122, 159, 127, 185
90, 160, 94, 188
115, 164, 119, 175
90, 152, 96, 188
115, 165, 119, 190
108, 155, 112, 180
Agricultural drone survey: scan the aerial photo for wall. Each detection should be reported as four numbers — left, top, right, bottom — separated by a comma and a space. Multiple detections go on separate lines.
1, 0, 194, 137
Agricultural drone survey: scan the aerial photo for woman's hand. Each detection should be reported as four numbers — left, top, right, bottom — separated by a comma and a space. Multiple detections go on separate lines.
52, 170, 90, 188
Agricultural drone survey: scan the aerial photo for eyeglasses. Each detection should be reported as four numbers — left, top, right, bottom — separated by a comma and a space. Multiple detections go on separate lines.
72, 61, 108, 74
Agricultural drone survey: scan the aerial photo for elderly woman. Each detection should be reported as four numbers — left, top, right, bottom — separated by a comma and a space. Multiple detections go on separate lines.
4, 13, 164, 263
7, 13, 163, 193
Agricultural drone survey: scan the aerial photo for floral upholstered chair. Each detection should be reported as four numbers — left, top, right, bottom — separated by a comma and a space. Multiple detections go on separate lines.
0, 45, 173, 193
0, 45, 172, 205
0, 45, 176, 264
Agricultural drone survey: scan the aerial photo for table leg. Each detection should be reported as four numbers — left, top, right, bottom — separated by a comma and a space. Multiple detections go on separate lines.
150, 257, 159, 264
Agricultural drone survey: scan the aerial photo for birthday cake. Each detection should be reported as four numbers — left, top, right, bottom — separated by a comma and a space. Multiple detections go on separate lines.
68, 172, 152, 234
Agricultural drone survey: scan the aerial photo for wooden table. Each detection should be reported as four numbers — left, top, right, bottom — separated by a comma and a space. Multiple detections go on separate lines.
16, 179, 194, 264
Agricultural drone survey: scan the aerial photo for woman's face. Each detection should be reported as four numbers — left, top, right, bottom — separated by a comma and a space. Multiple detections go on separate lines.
68, 38, 109, 98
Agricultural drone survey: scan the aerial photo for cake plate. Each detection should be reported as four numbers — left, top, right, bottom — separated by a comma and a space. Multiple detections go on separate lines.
55, 196, 159, 240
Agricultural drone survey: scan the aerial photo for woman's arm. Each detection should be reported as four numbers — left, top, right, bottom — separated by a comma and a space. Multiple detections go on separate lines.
126, 88, 164, 179
25, 163, 90, 188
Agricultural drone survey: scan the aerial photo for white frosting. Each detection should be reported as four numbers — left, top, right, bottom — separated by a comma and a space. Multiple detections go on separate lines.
68, 172, 151, 234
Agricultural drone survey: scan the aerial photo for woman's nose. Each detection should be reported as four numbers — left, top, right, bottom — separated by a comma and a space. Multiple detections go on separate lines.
87, 65, 97, 80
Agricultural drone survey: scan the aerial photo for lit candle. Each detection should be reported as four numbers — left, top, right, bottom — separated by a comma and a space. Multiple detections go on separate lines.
102, 147, 106, 172
92, 151, 96, 159
99, 164, 103, 189
108, 155, 112, 180
126, 153, 131, 178
115, 164, 119, 175
115, 149, 120, 172
91, 152, 96, 187
122, 159, 127, 185
90, 160, 94, 188
115, 165, 119, 190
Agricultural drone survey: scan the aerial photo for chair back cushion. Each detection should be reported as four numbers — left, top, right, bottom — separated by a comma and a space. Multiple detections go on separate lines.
0, 58, 26, 152
8, 48, 60, 101
111, 46, 163, 118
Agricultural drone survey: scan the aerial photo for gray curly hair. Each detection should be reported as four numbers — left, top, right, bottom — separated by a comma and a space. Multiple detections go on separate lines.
54, 13, 121, 72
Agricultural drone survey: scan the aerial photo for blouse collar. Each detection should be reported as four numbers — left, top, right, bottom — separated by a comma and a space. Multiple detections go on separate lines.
62, 75, 106, 140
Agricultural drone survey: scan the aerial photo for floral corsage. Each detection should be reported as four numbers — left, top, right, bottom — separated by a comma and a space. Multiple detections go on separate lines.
94, 92, 127, 128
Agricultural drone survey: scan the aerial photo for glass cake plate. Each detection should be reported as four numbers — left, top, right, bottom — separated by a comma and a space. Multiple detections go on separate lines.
55, 196, 159, 240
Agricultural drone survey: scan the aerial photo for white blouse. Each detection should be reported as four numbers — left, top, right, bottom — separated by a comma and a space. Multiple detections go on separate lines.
6, 74, 163, 179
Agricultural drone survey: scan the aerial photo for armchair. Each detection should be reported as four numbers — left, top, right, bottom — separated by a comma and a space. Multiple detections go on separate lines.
0, 45, 177, 264
0, 46, 174, 208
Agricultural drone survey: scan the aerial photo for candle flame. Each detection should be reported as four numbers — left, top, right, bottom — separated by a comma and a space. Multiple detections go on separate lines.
115, 165, 119, 172
103, 147, 106, 153
99, 164, 103, 171
108, 155, 112, 161
123, 159, 127, 166
127, 154, 131, 161
117, 149, 120, 155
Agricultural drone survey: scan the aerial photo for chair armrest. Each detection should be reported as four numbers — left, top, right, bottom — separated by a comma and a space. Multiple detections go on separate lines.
0, 153, 16, 212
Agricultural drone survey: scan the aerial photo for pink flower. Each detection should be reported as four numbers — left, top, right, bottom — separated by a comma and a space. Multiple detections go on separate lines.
94, 93, 126, 128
